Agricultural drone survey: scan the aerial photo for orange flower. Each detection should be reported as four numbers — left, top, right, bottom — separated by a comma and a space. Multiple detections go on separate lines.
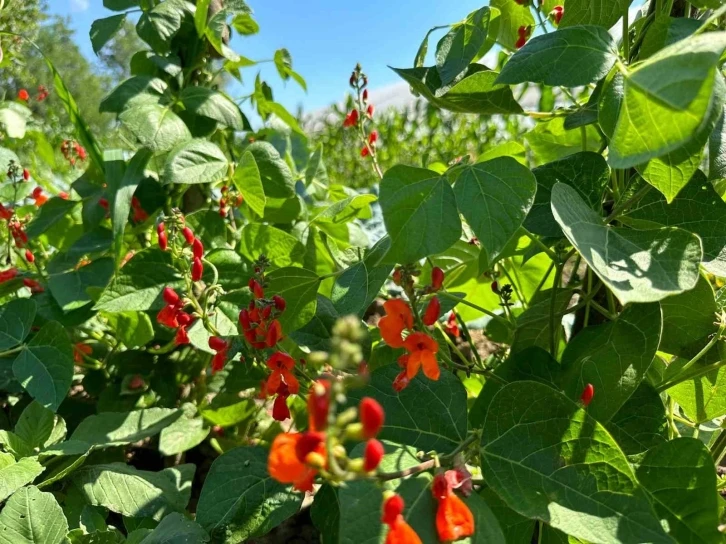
73, 343, 92, 364
268, 432, 325, 492
379, 299, 414, 348
382, 494, 422, 544
435, 493, 475, 542
266, 352, 299, 395
403, 332, 439, 381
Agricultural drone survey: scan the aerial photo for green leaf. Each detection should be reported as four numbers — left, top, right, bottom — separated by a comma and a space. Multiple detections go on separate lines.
100, 77, 168, 114
709, 109, 726, 183
312, 481, 383, 544
624, 171, 726, 277
185, 209, 227, 248
454, 157, 536, 266
380, 164, 461, 264
265, 267, 319, 332
0, 299, 36, 351
288, 296, 339, 352
196, 446, 302, 543
490, 0, 535, 50
180, 87, 246, 130
158, 407, 209, 457
480, 488, 535, 543
119, 104, 191, 153
608, 34, 726, 168
239, 223, 305, 268
0, 458, 44, 503
90, 14, 127, 55
15, 401, 55, 450
104, 0, 139, 9
163, 139, 228, 185
481, 381, 671, 544
639, 17, 702, 59
606, 383, 667, 456
551, 183, 702, 304
25, 198, 80, 240
525, 117, 602, 165
392, 65, 523, 115
347, 366, 467, 454
200, 400, 256, 427
0, 106, 28, 139
0, 486, 68, 544
497, 26, 617, 87
111, 149, 152, 263
48, 258, 115, 312
136, 513, 209, 543
560, 0, 631, 29
636, 147, 703, 202
136, 0, 194, 54
525, 152, 609, 237
636, 438, 721, 544
0, 432, 34, 459
233, 13, 259, 35
95, 249, 183, 313
13, 321, 74, 412
435, 7, 491, 86
73, 463, 194, 520
667, 361, 726, 423
71, 408, 182, 447
233, 151, 266, 217
561, 303, 662, 422
245, 142, 295, 198
659, 275, 718, 355
103, 312, 155, 348
511, 289, 572, 354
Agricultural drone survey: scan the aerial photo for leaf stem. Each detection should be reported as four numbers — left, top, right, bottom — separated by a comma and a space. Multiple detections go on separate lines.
438, 291, 513, 330
0, 344, 24, 358
655, 324, 726, 392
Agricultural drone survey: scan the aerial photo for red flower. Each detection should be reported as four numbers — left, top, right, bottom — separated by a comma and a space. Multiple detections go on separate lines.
163, 287, 180, 305
403, 332, 440, 381
515, 25, 531, 49
432, 473, 475, 542
98, 197, 109, 210
445, 312, 460, 338
343, 108, 359, 128
182, 227, 195, 245
31, 187, 48, 207
266, 319, 283, 347
157, 223, 167, 251
208, 336, 229, 373
367, 104, 375, 118
191, 257, 203, 282
423, 297, 440, 326
24, 250, 34, 263
73, 343, 93, 364
0, 268, 18, 283
362, 89, 368, 102
266, 352, 299, 395
209, 336, 227, 352
273, 295, 286, 312
0, 204, 12, 220
581, 383, 594, 406
268, 432, 325, 492
249, 278, 264, 299
363, 438, 384, 471
307, 380, 331, 431
431, 267, 444, 290
361, 146, 370, 157
273, 391, 291, 421
392, 268, 403, 286
359, 397, 384, 438
239, 308, 252, 330
382, 494, 421, 544
491, 280, 499, 294
549, 5, 564, 25
17, 89, 29, 101
192, 237, 204, 260
378, 299, 414, 348
175, 325, 190, 345
22, 169, 30, 181
393, 369, 410, 392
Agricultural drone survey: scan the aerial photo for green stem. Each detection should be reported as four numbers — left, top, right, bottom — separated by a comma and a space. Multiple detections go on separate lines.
622, 8, 630, 60
438, 291, 513, 330
0, 344, 24, 358
524, 229, 558, 261
606, 184, 651, 223
549, 260, 563, 357
655, 327, 725, 392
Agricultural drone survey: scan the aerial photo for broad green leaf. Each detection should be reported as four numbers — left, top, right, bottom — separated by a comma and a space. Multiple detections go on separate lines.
347, 366, 467, 454
659, 275, 717, 355
0, 431, 34, 459
200, 400, 256, 427
196, 446, 302, 542
305, 144, 329, 191
111, 149, 152, 262
0, 486, 68, 544
392, 65, 523, 115
561, 303, 662, 422
100, 77, 168, 114
25, 198, 80, 240
639, 17, 702, 59
95, 249, 183, 312
608, 34, 726, 168
233, 13, 259, 35
311, 195, 377, 225
119, 104, 191, 153
180, 87, 246, 130
245, 142, 295, 198
137, 513, 209, 543
0, 457, 44, 503
497, 26, 617, 87
490, 0, 535, 51
479, 141, 527, 164
636, 147, 703, 202
288, 296, 339, 352
103, 312, 155, 348
525, 152, 609, 237
380, 164, 461, 264
264, 101, 306, 137
606, 383, 667, 456
15, 401, 55, 450
0, 106, 28, 139
158, 408, 209, 456
551, 183, 702, 304
435, 7, 491, 86
511, 289, 573, 355
636, 438, 721, 544
104, 0, 139, 10
709, 109, 726, 182
136, 0, 194, 53
624, 171, 726, 277
71, 408, 182, 447
185, 209, 227, 248
481, 381, 671, 544
163, 139, 228, 185
195, 0, 212, 36
265, 267, 319, 332
454, 157, 536, 265
48, 258, 114, 312
233, 151, 266, 217
480, 488, 535, 543
559, 0, 631, 29
90, 14, 127, 55
313, 481, 384, 544
0, 299, 36, 351
13, 321, 74, 412
525, 117, 601, 165
667, 361, 726, 423
73, 463, 194, 520
239, 223, 305, 268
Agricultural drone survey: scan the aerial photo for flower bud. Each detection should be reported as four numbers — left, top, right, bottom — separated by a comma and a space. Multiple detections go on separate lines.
265, 319, 282, 347
162, 287, 180, 305
431, 267, 444, 291
382, 494, 405, 524
192, 237, 204, 260
363, 438, 384, 471
273, 295, 286, 312
22, 169, 30, 181
208, 336, 227, 352
239, 308, 251, 330
182, 226, 194, 245
249, 278, 264, 299
423, 296, 441, 326
24, 249, 34, 263
581, 383, 594, 406
359, 397, 384, 439
191, 257, 203, 282
308, 380, 331, 431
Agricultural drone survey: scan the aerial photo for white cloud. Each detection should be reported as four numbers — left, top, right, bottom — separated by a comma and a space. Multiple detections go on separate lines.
70, 0, 90, 12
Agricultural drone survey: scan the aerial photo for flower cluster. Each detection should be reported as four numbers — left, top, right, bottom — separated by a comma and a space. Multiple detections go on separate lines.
157, 215, 205, 282
515, 25, 532, 49
17, 86, 48, 102
61, 140, 87, 166
157, 287, 195, 345
343, 64, 380, 163
219, 185, 244, 217
239, 277, 286, 350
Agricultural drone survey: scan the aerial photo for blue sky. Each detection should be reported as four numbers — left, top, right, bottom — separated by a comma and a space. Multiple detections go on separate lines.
49, 0, 486, 114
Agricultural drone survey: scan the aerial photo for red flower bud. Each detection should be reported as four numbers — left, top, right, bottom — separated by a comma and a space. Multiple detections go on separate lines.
382, 494, 405, 524
163, 287, 180, 305
581, 383, 594, 406
359, 397, 384, 439
369, 131, 378, 145
59, 192, 69, 200
211, 351, 227, 373
176, 312, 193, 326
208, 336, 228, 352
262, 304, 272, 320
393, 370, 410, 392
343, 108, 359, 128
191, 257, 203, 282
24, 250, 34, 263
431, 267, 444, 291
366, 104, 374, 118
22, 169, 30, 181
239, 309, 251, 330
182, 227, 194, 245
361, 146, 370, 157
307, 380, 331, 432
362, 89, 369, 102
128, 375, 145, 390
392, 268, 402, 286
192, 237, 204, 260
549, 5, 564, 25
273, 295, 286, 312
98, 197, 109, 210
363, 438, 384, 471
175, 326, 190, 345
265, 319, 282, 347
491, 280, 499, 294
423, 297, 441, 326
158, 223, 168, 251
17, 89, 29, 101
272, 394, 290, 421
249, 278, 264, 299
